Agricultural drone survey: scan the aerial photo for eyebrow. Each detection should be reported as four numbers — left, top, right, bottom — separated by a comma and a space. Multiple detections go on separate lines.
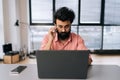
57, 24, 70, 27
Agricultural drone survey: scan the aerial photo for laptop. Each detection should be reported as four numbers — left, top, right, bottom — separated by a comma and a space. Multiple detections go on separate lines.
36, 50, 89, 79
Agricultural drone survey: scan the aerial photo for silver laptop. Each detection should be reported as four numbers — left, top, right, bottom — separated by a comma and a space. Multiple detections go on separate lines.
36, 50, 89, 79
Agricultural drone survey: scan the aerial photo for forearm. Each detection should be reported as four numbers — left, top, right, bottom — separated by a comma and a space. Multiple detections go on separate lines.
42, 39, 53, 50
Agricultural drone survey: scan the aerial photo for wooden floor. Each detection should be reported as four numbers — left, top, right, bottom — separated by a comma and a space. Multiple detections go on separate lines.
1, 54, 120, 66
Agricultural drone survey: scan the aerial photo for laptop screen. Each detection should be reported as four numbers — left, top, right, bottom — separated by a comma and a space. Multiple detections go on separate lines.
36, 50, 89, 79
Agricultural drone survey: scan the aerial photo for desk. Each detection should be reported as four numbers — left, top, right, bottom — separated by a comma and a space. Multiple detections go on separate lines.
0, 64, 120, 80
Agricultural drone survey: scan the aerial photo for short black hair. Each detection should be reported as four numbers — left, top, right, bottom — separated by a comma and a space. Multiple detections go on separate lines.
54, 7, 75, 24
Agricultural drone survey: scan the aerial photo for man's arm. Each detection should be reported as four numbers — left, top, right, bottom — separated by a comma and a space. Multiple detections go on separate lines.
76, 35, 93, 65
41, 37, 53, 50
40, 27, 56, 50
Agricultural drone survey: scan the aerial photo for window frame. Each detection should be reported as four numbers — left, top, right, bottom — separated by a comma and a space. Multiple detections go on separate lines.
29, 0, 104, 26
29, 0, 120, 50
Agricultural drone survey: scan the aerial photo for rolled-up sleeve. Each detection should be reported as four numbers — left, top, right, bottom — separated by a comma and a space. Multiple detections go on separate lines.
76, 36, 88, 50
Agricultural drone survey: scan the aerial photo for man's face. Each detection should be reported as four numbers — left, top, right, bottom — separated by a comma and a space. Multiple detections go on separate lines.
55, 19, 71, 40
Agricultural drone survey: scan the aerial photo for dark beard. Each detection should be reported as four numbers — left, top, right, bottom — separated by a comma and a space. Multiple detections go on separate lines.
57, 31, 70, 40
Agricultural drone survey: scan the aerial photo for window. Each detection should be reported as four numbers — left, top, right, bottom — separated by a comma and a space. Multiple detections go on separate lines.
29, 0, 120, 50
56, 0, 78, 24
103, 26, 120, 49
30, 0, 101, 25
80, 0, 101, 23
104, 0, 120, 25
79, 26, 102, 49
30, 0, 53, 24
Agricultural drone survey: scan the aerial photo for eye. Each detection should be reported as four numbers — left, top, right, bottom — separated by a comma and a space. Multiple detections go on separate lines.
65, 25, 70, 29
58, 25, 63, 28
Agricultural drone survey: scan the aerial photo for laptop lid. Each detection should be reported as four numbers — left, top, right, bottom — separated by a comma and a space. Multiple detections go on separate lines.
36, 50, 89, 79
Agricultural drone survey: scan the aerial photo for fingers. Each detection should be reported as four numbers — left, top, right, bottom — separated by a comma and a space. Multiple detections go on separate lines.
49, 27, 57, 33
48, 27, 57, 40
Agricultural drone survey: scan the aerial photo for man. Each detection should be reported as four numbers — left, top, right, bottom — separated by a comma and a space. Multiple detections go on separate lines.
40, 7, 92, 65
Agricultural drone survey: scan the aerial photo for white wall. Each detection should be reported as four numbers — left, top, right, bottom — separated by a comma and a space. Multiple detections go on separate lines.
3, 0, 21, 51
18, 0, 29, 51
0, 0, 4, 58
0, 0, 29, 59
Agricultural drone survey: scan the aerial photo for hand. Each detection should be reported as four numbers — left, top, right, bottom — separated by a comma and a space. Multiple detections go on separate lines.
41, 27, 57, 50
48, 27, 57, 41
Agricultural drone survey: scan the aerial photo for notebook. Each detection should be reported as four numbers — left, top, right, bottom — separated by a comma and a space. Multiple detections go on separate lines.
36, 50, 89, 79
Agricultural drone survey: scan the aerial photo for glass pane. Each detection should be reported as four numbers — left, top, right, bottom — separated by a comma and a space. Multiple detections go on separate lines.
71, 26, 78, 34
30, 25, 78, 50
79, 26, 102, 50
104, 0, 120, 24
56, 0, 78, 24
103, 26, 120, 49
31, 0, 53, 23
80, 0, 101, 23
30, 26, 50, 50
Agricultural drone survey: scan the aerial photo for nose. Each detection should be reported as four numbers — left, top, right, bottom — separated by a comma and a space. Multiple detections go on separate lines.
61, 28, 66, 32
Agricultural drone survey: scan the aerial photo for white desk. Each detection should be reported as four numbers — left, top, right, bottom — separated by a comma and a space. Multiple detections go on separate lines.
0, 64, 120, 80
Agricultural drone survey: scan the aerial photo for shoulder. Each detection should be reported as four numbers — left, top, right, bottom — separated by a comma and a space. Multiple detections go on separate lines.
42, 34, 49, 41
71, 32, 83, 40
